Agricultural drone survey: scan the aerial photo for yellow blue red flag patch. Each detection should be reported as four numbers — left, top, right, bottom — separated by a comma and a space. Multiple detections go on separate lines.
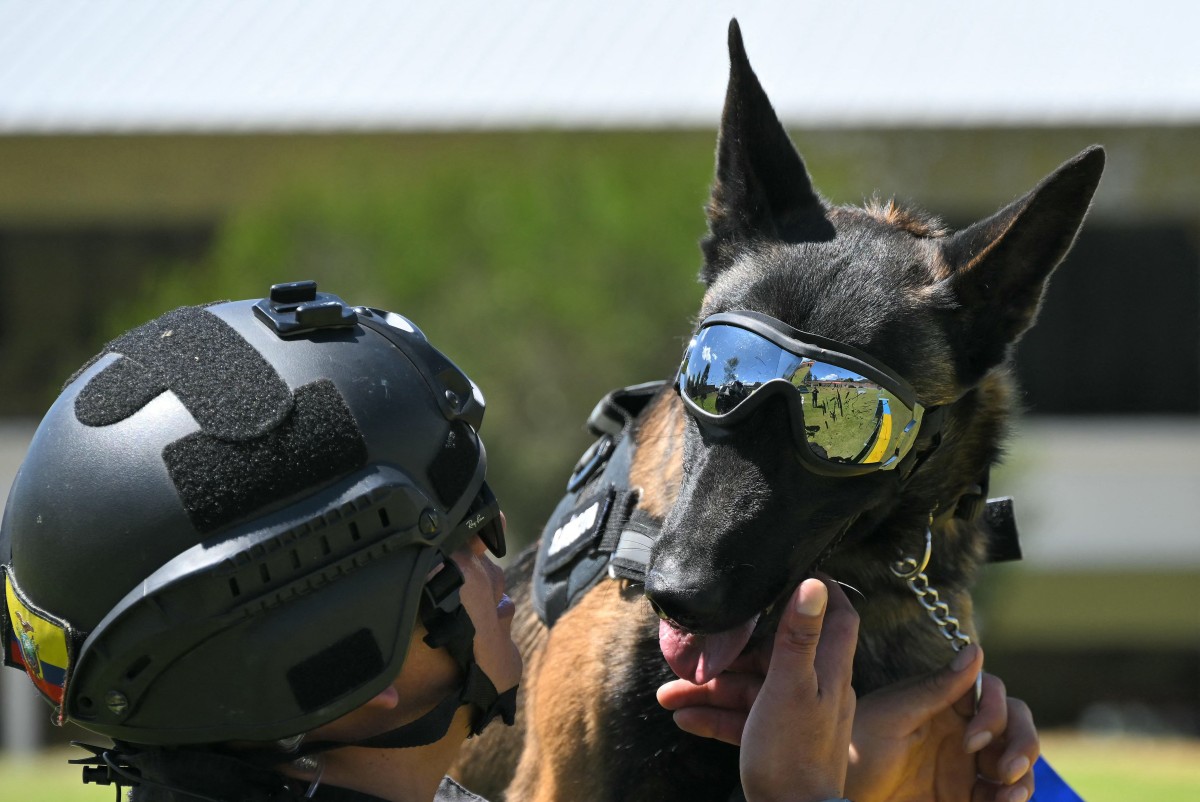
4, 573, 73, 721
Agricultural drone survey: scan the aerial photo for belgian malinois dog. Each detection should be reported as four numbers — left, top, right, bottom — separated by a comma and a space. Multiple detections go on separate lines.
454, 20, 1104, 802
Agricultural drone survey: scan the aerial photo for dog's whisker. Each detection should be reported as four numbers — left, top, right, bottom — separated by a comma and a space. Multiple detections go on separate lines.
831, 579, 866, 601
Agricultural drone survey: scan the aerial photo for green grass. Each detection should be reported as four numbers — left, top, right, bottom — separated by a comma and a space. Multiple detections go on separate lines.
4, 734, 1198, 801
0, 747, 100, 802
803, 383, 884, 462
1039, 732, 1200, 801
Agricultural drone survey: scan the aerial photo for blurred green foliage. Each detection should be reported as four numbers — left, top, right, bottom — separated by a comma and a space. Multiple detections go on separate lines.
105, 133, 718, 548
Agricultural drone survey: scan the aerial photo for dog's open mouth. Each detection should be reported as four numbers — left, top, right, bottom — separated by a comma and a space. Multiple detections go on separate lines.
658, 615, 761, 685
655, 520, 854, 685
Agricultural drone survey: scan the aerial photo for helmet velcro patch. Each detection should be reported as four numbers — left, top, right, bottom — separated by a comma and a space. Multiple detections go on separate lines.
286, 627, 385, 713
74, 305, 293, 442
163, 379, 369, 533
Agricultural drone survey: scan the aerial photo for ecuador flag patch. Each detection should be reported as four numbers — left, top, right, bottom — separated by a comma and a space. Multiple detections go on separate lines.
4, 574, 74, 718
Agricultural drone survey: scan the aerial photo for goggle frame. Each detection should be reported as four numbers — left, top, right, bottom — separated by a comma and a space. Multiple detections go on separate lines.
677, 311, 927, 477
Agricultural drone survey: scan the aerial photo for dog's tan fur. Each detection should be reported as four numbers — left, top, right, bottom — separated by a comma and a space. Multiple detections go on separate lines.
454, 396, 689, 801
628, 392, 686, 520
502, 580, 659, 802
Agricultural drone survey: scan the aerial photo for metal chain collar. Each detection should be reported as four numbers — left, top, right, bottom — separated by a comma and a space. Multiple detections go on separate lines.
890, 518, 984, 707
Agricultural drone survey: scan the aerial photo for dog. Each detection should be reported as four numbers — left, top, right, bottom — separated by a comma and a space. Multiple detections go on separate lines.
453, 20, 1104, 802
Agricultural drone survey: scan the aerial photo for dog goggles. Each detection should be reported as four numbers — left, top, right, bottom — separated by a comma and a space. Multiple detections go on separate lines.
678, 311, 926, 476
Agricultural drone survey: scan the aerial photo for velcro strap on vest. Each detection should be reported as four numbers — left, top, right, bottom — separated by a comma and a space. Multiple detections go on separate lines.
608, 509, 660, 582
534, 481, 643, 628
543, 487, 629, 575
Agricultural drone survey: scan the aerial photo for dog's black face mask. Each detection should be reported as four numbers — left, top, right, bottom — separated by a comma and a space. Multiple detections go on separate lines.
656, 392, 896, 604
645, 20, 1104, 685
649, 231, 939, 684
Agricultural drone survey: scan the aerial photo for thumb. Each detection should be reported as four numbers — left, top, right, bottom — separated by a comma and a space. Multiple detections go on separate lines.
762, 578, 827, 691
878, 643, 983, 729
760, 577, 860, 704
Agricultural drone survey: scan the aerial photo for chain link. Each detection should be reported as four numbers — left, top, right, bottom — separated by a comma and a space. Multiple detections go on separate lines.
897, 564, 973, 652
891, 523, 982, 708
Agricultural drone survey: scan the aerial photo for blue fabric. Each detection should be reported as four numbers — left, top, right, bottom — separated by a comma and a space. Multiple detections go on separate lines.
1031, 756, 1084, 801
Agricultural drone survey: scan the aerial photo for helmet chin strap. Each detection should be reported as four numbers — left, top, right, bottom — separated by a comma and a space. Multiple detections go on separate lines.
297, 555, 517, 756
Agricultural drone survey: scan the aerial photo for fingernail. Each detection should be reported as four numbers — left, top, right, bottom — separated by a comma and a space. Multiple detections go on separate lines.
795, 581, 828, 616
1005, 755, 1031, 784
1004, 785, 1029, 802
951, 643, 978, 672
965, 730, 992, 754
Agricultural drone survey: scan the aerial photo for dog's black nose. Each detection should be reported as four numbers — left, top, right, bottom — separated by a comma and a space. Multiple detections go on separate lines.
644, 569, 723, 632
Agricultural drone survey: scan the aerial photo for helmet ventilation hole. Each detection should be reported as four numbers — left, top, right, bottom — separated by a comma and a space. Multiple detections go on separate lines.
349, 521, 361, 541
229, 577, 241, 597
124, 656, 151, 681
378, 507, 390, 528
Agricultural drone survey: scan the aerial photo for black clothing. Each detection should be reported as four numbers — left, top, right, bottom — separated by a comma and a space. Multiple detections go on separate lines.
310, 776, 487, 802
110, 742, 489, 802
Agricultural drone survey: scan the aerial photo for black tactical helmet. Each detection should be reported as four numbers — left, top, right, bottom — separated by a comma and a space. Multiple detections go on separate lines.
1, 281, 506, 747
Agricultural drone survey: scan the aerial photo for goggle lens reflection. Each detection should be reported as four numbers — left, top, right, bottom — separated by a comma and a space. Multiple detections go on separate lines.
679, 324, 919, 468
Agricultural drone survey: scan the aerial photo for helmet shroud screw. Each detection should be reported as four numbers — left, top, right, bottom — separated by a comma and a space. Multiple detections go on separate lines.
105, 691, 129, 715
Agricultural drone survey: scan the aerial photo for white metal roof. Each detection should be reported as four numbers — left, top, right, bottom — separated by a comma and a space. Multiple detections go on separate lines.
2, 0, 1198, 132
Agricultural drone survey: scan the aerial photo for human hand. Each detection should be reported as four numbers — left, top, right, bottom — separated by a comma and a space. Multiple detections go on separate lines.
657, 577, 858, 802
846, 644, 1039, 802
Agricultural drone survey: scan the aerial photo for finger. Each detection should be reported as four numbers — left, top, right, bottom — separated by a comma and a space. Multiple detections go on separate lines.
747, 578, 830, 726
963, 671, 1007, 754
858, 641, 984, 733
812, 577, 859, 693
729, 574, 856, 678
1001, 771, 1035, 802
978, 697, 1040, 785
670, 706, 750, 746
948, 645, 990, 716
657, 674, 763, 713
972, 772, 1034, 802
768, 578, 825, 667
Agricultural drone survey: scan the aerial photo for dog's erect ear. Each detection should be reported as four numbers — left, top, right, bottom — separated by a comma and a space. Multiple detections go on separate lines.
941, 145, 1105, 384
700, 19, 833, 284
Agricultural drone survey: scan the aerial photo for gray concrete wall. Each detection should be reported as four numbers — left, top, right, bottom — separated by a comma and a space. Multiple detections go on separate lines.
0, 421, 40, 753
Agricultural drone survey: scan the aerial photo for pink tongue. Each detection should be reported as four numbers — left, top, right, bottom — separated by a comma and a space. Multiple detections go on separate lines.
659, 615, 760, 685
